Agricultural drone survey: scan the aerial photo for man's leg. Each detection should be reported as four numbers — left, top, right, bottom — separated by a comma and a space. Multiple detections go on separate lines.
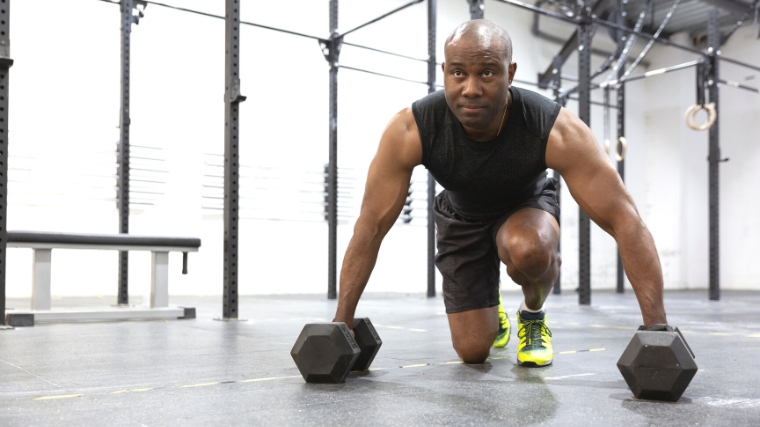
495, 208, 560, 307
447, 306, 499, 364
495, 207, 560, 366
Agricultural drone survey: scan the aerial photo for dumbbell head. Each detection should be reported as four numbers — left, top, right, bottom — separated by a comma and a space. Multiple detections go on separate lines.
352, 318, 382, 371
290, 322, 360, 384
617, 327, 698, 402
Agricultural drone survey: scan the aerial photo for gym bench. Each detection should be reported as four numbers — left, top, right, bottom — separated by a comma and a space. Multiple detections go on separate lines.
4, 231, 201, 327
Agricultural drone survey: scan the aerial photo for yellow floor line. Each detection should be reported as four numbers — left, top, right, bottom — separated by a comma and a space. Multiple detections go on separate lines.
590, 324, 606, 328
748, 334, 760, 338
488, 356, 509, 360
444, 361, 463, 365
589, 348, 606, 352
34, 394, 82, 401
179, 382, 220, 388
408, 328, 428, 332
559, 350, 576, 355
400, 363, 429, 368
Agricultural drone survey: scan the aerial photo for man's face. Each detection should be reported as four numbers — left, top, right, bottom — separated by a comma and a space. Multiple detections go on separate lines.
442, 34, 515, 130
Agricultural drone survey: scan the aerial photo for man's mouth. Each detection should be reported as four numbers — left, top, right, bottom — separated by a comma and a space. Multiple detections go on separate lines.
460, 105, 485, 113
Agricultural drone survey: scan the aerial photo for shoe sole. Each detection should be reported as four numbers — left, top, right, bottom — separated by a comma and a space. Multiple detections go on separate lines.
517, 360, 553, 367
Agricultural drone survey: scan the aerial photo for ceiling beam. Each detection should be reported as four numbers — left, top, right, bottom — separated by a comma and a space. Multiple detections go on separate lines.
536, 0, 614, 87
699, 0, 753, 14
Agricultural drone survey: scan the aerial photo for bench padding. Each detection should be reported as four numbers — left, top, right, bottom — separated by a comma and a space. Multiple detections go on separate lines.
7, 231, 201, 249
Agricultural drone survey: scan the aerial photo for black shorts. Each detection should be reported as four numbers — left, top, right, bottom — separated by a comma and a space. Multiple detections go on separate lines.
433, 177, 560, 314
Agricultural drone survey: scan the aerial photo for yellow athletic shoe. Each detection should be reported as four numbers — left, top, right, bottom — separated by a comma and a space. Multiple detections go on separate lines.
493, 291, 510, 348
516, 310, 553, 367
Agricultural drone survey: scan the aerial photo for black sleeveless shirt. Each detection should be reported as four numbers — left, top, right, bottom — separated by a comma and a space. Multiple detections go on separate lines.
411, 87, 561, 221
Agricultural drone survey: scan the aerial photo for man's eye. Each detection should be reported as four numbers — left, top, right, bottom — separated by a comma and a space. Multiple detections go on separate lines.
484, 70, 494, 77
453, 70, 463, 77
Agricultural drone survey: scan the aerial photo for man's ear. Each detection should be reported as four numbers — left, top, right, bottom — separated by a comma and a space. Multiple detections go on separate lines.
508, 62, 517, 84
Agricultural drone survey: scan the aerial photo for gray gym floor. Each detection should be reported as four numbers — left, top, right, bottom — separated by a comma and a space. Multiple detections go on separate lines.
1, 290, 759, 426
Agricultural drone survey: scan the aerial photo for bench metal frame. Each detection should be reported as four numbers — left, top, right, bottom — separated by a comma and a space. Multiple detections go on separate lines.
5, 232, 199, 326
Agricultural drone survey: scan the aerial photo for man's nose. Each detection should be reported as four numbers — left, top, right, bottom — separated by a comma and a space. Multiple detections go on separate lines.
461, 76, 482, 98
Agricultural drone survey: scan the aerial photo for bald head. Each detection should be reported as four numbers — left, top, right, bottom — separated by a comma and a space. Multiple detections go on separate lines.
445, 19, 513, 64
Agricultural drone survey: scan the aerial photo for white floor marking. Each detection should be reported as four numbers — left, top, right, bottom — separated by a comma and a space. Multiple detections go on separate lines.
400, 364, 429, 368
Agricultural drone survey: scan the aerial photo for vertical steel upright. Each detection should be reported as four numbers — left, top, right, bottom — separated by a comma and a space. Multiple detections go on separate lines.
577, 17, 592, 305
614, 1, 626, 294
468, 0, 485, 19
327, 0, 340, 300
118, 0, 133, 305
426, 0, 437, 298
616, 71, 626, 294
223, 0, 245, 318
707, 10, 720, 301
551, 55, 562, 295
0, 0, 11, 327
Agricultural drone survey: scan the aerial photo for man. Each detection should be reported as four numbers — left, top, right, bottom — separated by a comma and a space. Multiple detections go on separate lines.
333, 20, 667, 367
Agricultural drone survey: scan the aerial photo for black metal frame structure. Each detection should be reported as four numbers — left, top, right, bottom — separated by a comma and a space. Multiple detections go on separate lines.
316, 0, 429, 300
576, 16, 593, 305
616, 71, 626, 294
222, 0, 245, 319
0, 0, 11, 327
118, 0, 133, 305
324, 0, 340, 300
101, 0, 438, 314
706, 10, 722, 301
427, 0, 438, 298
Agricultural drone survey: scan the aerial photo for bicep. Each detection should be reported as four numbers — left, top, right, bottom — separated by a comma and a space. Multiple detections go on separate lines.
358, 109, 422, 234
546, 109, 639, 234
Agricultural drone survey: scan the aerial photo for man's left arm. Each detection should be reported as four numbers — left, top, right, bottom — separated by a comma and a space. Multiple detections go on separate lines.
546, 108, 667, 325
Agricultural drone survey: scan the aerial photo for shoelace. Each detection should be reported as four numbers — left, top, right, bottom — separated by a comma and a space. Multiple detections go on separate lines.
518, 319, 552, 347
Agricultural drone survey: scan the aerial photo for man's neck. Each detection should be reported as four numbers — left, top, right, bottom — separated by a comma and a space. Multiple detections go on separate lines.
462, 91, 513, 142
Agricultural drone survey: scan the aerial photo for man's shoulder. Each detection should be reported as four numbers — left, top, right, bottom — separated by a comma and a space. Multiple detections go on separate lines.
411, 90, 448, 134
412, 90, 448, 114
512, 86, 558, 110
511, 86, 562, 140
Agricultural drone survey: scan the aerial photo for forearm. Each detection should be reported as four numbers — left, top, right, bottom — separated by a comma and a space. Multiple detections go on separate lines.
614, 217, 668, 325
333, 219, 386, 329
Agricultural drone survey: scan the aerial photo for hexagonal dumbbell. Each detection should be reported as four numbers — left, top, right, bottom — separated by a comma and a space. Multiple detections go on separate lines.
291, 318, 383, 383
351, 318, 383, 371
617, 324, 697, 402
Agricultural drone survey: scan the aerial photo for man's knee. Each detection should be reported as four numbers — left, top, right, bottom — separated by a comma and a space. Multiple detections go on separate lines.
453, 341, 490, 364
503, 233, 557, 280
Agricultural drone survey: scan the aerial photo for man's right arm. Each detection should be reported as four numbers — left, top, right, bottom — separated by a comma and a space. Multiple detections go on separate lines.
332, 107, 423, 329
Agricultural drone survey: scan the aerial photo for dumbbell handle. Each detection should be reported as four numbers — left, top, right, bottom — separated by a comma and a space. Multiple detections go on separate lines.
638, 324, 695, 359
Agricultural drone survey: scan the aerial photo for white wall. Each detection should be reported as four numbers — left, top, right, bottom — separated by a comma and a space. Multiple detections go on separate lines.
6, 0, 760, 300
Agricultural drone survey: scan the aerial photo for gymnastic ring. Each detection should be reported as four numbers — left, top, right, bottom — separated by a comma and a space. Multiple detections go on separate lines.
684, 103, 717, 131
603, 139, 611, 155
614, 136, 627, 162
